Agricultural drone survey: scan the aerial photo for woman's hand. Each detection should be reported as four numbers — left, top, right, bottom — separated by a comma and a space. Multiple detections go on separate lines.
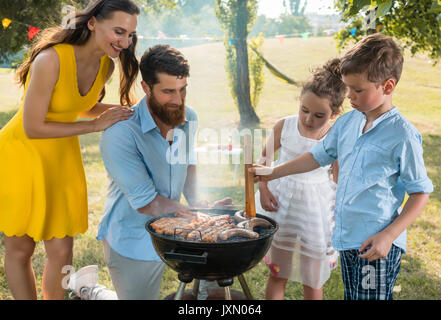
259, 182, 279, 212
91, 106, 133, 132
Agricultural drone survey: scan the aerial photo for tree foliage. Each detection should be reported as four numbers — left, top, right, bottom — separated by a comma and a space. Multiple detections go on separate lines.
277, 14, 312, 35
175, 0, 213, 14
248, 33, 265, 109
334, 0, 441, 63
250, 14, 313, 37
0, 0, 65, 63
0, 0, 177, 63
141, 0, 177, 13
137, 0, 220, 40
283, 0, 307, 16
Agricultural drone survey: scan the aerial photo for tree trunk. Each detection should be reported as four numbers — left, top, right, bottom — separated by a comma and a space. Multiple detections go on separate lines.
234, 0, 260, 127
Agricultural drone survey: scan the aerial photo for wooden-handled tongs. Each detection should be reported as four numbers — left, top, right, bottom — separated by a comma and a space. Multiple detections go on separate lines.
244, 134, 256, 219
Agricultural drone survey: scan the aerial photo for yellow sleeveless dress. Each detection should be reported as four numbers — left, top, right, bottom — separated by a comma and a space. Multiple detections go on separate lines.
0, 43, 110, 241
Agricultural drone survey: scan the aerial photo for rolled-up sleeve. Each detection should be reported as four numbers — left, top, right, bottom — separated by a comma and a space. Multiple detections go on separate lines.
100, 124, 158, 210
397, 133, 433, 194
310, 123, 339, 167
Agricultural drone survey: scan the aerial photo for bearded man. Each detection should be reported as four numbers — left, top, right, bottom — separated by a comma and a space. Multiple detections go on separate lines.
90, 45, 231, 300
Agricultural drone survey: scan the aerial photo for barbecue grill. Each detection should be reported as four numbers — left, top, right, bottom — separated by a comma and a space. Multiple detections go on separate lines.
145, 208, 278, 299
146, 134, 273, 299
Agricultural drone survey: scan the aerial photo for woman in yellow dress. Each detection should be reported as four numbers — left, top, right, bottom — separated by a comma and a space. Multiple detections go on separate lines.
0, 0, 140, 299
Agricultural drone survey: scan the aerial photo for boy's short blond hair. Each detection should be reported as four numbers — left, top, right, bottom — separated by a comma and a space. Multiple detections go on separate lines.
340, 33, 404, 84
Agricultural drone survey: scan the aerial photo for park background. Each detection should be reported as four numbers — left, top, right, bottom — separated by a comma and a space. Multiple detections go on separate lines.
0, 0, 440, 299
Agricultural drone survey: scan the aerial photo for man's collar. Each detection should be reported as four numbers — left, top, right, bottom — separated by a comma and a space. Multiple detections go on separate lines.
138, 96, 157, 134
138, 95, 189, 134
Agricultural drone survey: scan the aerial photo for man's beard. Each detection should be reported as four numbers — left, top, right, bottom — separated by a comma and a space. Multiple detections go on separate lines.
148, 93, 186, 127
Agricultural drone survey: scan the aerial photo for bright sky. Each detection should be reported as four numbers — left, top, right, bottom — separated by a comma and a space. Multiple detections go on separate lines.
258, 0, 338, 18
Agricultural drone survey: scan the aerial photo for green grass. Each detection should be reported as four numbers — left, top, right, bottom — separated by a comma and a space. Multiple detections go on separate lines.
0, 37, 440, 300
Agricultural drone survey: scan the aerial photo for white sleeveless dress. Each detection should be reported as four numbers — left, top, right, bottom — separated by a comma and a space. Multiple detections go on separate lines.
255, 115, 338, 289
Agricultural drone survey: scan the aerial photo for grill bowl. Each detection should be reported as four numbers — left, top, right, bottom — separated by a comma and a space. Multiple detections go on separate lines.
145, 208, 278, 280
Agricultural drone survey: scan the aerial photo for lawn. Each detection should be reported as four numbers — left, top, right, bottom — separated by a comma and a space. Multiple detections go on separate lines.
0, 37, 440, 300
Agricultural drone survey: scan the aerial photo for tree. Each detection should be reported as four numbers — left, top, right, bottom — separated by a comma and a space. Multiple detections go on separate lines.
177, 0, 215, 15
334, 0, 441, 63
280, 0, 311, 35
250, 15, 279, 37
141, 0, 177, 13
283, 0, 307, 16
0, 0, 176, 63
215, 0, 260, 127
277, 13, 312, 35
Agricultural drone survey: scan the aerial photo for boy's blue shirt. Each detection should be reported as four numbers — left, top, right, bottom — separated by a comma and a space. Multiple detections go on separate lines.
310, 107, 433, 253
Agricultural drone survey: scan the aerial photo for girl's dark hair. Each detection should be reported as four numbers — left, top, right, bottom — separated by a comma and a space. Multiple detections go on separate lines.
16, 0, 140, 106
301, 58, 347, 114
140, 44, 190, 87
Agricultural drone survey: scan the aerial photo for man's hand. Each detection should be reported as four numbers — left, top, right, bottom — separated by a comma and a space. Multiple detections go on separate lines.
137, 194, 189, 217
212, 197, 233, 208
358, 230, 395, 262
193, 197, 233, 209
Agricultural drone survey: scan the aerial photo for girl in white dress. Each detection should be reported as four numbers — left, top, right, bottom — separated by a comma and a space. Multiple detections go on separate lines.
255, 58, 347, 300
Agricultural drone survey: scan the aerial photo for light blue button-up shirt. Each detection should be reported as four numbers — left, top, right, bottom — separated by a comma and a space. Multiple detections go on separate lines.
97, 96, 198, 261
310, 107, 433, 253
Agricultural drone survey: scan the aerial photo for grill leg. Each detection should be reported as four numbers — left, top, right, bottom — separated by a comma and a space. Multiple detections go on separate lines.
238, 274, 254, 300
174, 282, 187, 300
224, 286, 232, 300
192, 279, 200, 298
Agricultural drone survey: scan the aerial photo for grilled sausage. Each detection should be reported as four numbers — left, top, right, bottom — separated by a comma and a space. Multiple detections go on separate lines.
220, 228, 259, 240
151, 217, 181, 234
234, 210, 247, 223
237, 218, 271, 231
187, 217, 232, 241
202, 222, 236, 242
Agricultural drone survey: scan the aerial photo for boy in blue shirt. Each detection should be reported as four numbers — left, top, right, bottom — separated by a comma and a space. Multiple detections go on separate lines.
251, 33, 433, 300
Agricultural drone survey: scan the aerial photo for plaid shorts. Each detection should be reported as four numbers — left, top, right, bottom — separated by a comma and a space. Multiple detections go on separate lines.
339, 244, 403, 300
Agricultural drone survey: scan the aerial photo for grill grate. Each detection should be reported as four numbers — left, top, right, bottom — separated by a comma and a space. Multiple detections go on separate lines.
148, 211, 276, 244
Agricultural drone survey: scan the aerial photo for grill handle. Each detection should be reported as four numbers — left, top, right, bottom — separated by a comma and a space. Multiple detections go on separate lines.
164, 248, 208, 265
